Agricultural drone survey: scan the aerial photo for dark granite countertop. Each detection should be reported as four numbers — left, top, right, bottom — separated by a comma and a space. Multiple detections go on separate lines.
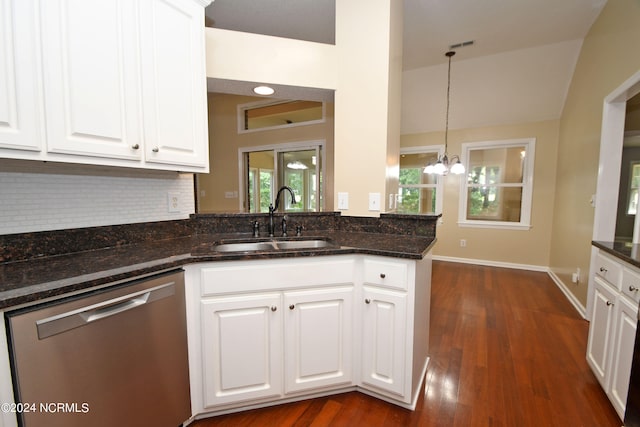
0, 230, 436, 310
592, 241, 640, 269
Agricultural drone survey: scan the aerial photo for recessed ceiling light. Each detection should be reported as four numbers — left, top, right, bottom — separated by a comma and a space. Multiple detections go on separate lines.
253, 85, 275, 96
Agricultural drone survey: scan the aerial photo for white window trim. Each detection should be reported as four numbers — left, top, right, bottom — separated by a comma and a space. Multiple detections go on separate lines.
458, 138, 535, 230
399, 145, 444, 214
237, 99, 326, 134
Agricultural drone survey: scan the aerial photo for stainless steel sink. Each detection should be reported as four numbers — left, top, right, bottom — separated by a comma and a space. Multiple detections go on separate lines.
212, 242, 276, 252
211, 238, 336, 253
274, 239, 333, 250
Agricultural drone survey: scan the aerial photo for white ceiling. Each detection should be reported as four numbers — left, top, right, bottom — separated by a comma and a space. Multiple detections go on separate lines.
206, 0, 606, 70
403, 0, 606, 69
205, 0, 609, 133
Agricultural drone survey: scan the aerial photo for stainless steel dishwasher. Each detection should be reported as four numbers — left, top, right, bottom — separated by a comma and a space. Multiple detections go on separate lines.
5, 269, 191, 427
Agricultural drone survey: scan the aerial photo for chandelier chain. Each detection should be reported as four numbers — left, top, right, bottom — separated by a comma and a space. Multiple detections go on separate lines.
444, 51, 454, 155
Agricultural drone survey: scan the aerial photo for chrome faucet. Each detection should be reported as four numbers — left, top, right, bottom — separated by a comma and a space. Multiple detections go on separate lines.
269, 186, 297, 237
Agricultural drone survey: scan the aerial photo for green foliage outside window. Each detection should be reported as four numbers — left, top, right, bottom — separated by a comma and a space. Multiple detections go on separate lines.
468, 166, 499, 217
259, 171, 272, 212
399, 168, 421, 213
285, 171, 303, 211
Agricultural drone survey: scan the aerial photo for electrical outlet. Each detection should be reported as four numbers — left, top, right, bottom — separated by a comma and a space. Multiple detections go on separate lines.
460, 239, 467, 247
572, 268, 581, 284
167, 192, 180, 213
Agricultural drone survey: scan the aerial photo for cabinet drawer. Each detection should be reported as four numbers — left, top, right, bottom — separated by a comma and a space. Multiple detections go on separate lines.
363, 258, 408, 290
622, 267, 640, 304
595, 253, 622, 288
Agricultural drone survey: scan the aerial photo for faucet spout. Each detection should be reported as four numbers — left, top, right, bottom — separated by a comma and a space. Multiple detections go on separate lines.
273, 186, 296, 211
269, 186, 297, 237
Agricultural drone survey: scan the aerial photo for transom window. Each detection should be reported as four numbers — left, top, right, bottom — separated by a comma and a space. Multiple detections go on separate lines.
238, 100, 325, 133
459, 138, 535, 229
398, 147, 443, 214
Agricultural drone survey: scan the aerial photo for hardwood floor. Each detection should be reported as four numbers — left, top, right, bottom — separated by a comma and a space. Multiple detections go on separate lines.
190, 261, 622, 427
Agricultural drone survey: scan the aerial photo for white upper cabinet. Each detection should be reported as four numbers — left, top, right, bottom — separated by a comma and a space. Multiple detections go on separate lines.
139, 0, 208, 168
0, 0, 43, 152
0, 0, 210, 172
41, 0, 143, 160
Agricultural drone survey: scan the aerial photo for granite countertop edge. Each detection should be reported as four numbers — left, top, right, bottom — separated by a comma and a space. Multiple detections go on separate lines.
0, 232, 436, 310
592, 240, 640, 269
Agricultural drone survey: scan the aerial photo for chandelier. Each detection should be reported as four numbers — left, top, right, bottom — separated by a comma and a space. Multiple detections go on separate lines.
424, 51, 465, 176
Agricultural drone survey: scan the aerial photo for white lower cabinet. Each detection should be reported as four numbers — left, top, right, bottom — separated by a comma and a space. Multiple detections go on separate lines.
587, 277, 618, 385
200, 285, 354, 409
609, 292, 637, 416
360, 285, 407, 397
284, 287, 353, 394
185, 253, 432, 417
587, 249, 640, 420
201, 293, 283, 407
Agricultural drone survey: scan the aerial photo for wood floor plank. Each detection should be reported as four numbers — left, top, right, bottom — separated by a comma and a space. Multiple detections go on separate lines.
190, 261, 623, 427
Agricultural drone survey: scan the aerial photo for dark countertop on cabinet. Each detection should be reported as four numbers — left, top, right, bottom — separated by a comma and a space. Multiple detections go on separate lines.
0, 231, 436, 310
592, 241, 640, 269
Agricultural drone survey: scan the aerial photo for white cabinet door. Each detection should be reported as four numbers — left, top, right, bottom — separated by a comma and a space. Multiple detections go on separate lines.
587, 277, 618, 388
0, 0, 42, 152
283, 286, 353, 394
40, 0, 143, 160
201, 293, 283, 408
609, 294, 638, 419
361, 285, 407, 397
139, 0, 208, 169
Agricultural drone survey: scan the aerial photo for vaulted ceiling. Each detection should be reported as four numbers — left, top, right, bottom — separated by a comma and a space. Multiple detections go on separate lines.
205, 0, 608, 133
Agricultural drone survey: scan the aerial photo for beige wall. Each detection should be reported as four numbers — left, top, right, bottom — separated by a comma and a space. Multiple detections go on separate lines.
402, 119, 560, 267
197, 93, 334, 212
334, 0, 403, 215
550, 0, 640, 306
205, 0, 402, 216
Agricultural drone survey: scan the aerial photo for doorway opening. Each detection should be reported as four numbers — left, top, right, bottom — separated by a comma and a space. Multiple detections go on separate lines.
241, 141, 324, 213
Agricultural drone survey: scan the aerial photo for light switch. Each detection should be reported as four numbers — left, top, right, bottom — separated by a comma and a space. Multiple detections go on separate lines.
369, 192, 381, 211
338, 192, 349, 210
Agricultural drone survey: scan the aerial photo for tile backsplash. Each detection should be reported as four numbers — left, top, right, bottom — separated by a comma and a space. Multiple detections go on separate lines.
0, 161, 195, 235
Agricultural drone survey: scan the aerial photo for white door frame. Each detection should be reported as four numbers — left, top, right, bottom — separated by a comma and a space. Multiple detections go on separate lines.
588, 70, 640, 320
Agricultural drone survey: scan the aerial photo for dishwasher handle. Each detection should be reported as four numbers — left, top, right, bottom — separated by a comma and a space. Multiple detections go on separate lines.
36, 282, 176, 340
79, 292, 150, 323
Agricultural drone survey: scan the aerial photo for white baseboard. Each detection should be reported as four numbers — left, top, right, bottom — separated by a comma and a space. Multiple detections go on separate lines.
433, 255, 587, 319
547, 269, 587, 319
433, 255, 548, 272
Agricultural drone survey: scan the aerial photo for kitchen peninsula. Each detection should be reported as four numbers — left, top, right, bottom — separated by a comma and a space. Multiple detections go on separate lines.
0, 212, 437, 425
